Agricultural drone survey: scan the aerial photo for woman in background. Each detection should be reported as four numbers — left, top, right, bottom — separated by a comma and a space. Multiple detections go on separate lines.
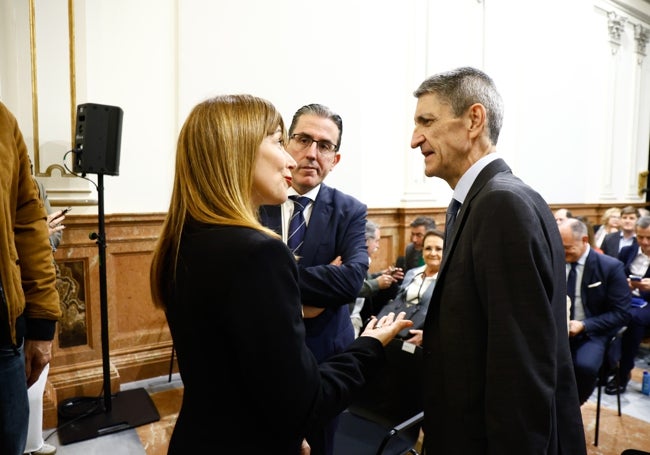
149, 94, 411, 454
377, 229, 444, 346
594, 207, 621, 248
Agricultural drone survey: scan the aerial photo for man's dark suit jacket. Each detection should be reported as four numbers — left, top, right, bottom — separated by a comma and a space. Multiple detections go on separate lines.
577, 248, 630, 337
166, 223, 384, 454
601, 231, 637, 258
421, 158, 587, 455
259, 183, 368, 363
400, 242, 423, 273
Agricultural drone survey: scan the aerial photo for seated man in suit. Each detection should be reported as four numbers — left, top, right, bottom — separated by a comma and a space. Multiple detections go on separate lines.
601, 205, 639, 258
558, 218, 631, 404
606, 215, 650, 394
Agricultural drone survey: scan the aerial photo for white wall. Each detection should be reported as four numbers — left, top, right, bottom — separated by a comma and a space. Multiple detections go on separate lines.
1, 0, 649, 214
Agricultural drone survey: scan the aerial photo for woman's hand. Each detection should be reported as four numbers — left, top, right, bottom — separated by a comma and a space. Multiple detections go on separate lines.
360, 311, 413, 346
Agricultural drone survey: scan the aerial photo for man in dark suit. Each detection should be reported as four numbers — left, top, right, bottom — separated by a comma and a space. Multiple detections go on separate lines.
259, 103, 368, 455
606, 215, 650, 395
411, 67, 587, 454
558, 218, 631, 404
601, 205, 639, 257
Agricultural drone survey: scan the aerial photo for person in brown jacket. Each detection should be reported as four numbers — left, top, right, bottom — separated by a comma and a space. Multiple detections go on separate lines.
0, 101, 62, 455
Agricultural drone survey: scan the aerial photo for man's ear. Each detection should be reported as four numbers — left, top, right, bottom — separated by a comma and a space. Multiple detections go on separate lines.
331, 153, 341, 168
467, 103, 487, 140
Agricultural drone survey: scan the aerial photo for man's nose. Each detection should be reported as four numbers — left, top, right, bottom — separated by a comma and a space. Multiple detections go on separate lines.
411, 131, 424, 149
304, 142, 319, 158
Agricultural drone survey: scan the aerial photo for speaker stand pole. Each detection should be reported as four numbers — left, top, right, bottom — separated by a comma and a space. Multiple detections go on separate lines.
57, 173, 160, 445
97, 172, 112, 412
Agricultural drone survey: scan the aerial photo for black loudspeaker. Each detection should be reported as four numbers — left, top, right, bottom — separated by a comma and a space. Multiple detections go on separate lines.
73, 103, 123, 176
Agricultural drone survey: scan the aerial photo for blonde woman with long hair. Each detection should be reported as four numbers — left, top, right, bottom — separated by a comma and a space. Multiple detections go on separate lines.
149, 95, 410, 454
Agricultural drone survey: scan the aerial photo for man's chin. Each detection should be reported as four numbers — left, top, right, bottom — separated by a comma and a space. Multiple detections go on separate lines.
294, 174, 321, 189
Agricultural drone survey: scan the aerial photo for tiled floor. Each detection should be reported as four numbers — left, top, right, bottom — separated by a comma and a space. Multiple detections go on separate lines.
45, 355, 650, 455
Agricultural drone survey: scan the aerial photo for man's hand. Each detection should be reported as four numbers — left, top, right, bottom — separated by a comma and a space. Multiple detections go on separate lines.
630, 277, 650, 292
568, 320, 585, 338
47, 210, 66, 236
303, 305, 325, 318
403, 329, 423, 346
24, 339, 53, 388
301, 256, 343, 318
376, 274, 396, 289
330, 255, 342, 266
384, 266, 404, 281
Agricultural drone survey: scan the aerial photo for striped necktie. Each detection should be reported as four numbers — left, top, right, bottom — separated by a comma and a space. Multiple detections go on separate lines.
287, 196, 310, 255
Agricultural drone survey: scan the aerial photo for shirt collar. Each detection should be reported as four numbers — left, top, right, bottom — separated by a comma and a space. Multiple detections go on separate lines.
453, 153, 500, 204
288, 184, 320, 202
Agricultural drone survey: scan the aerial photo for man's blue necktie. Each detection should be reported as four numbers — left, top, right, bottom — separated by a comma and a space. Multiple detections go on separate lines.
567, 262, 577, 319
444, 198, 461, 249
287, 196, 311, 255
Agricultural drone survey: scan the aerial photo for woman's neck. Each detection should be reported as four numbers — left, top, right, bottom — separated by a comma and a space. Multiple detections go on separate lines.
423, 267, 438, 277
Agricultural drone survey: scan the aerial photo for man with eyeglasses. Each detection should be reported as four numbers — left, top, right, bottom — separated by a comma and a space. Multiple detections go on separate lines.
260, 103, 368, 455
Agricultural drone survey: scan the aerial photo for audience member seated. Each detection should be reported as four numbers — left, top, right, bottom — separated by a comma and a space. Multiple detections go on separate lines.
554, 208, 573, 224
376, 229, 444, 341
601, 205, 639, 258
594, 206, 621, 249
395, 216, 436, 274
575, 215, 603, 254
606, 215, 650, 395
350, 220, 404, 337
559, 218, 631, 405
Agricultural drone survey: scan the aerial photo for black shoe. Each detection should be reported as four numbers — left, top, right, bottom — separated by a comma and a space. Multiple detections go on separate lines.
604, 377, 627, 395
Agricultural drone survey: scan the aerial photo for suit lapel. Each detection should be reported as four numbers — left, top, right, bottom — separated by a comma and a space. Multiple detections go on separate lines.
437, 158, 511, 277
581, 250, 597, 310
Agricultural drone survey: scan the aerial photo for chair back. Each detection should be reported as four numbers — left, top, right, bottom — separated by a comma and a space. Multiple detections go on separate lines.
334, 339, 424, 454
349, 339, 423, 426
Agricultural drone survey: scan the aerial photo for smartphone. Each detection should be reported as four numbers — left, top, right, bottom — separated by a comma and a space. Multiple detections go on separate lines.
61, 206, 72, 215
630, 275, 642, 281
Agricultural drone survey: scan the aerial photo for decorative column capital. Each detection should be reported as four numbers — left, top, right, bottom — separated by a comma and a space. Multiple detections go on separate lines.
634, 23, 649, 64
607, 11, 627, 54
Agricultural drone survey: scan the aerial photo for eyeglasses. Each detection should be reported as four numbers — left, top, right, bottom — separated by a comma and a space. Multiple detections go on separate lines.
289, 133, 338, 155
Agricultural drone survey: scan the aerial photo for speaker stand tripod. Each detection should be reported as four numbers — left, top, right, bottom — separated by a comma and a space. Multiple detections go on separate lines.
57, 173, 160, 445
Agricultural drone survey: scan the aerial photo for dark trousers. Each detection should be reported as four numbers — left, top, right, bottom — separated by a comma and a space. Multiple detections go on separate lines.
620, 305, 650, 383
0, 340, 29, 455
570, 333, 608, 404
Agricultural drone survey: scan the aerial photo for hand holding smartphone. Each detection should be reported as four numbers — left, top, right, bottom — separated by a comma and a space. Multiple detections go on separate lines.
630, 274, 642, 282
